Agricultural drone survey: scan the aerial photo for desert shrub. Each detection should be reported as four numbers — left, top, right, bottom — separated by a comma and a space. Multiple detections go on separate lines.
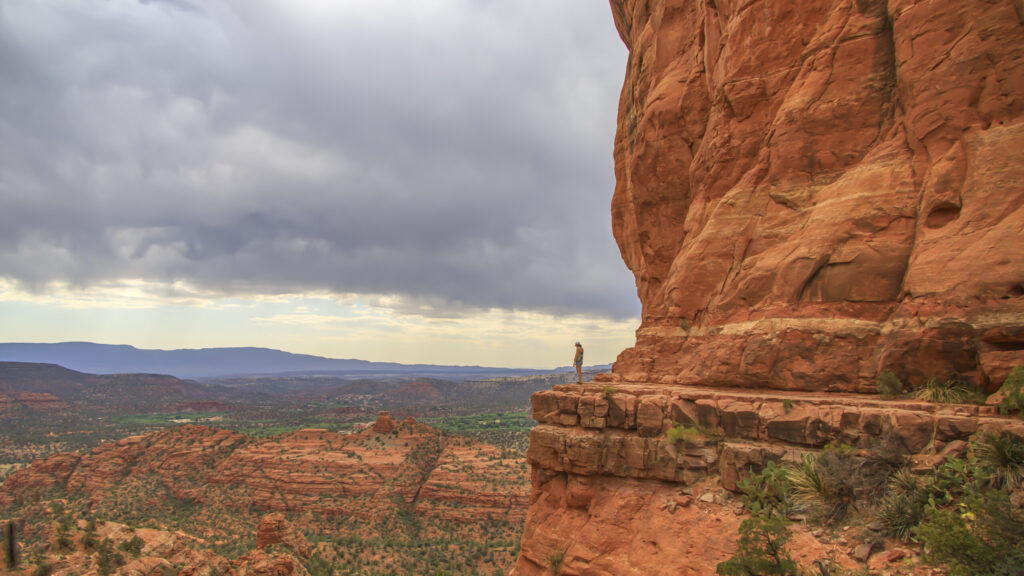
716, 512, 799, 576
915, 489, 1024, 576
930, 456, 981, 505
875, 469, 928, 541
876, 370, 905, 399
782, 398, 793, 413
119, 534, 145, 557
717, 462, 798, 576
996, 366, 1024, 416
738, 460, 791, 516
95, 538, 126, 576
304, 555, 337, 576
973, 431, 1024, 489
788, 455, 828, 517
54, 524, 72, 552
665, 424, 700, 444
601, 386, 616, 400
911, 376, 983, 404
788, 449, 860, 524
547, 550, 564, 573
865, 424, 910, 469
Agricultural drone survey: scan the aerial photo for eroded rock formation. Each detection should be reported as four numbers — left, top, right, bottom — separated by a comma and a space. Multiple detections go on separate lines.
0, 416, 529, 525
256, 513, 312, 558
512, 382, 1023, 574
513, 2, 1023, 573
608, 0, 1024, 392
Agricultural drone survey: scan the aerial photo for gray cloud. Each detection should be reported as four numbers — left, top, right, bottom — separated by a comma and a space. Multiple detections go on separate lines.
0, 0, 637, 318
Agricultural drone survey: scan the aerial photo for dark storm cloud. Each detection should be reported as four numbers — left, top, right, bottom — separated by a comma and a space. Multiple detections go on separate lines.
0, 0, 637, 318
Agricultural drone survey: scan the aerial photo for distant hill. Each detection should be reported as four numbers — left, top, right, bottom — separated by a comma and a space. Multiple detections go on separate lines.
0, 361, 238, 413
0, 342, 609, 379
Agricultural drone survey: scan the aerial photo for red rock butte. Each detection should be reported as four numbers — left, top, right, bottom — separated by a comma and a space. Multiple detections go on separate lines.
511, 2, 1024, 574
605, 0, 1024, 392
372, 410, 397, 434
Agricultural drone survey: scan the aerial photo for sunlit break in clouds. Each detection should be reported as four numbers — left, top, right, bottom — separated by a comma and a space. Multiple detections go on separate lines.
0, 0, 638, 368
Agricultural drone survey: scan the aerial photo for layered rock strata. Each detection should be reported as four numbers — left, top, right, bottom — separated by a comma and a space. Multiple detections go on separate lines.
608, 0, 1024, 391
512, 383, 1023, 575
0, 417, 529, 525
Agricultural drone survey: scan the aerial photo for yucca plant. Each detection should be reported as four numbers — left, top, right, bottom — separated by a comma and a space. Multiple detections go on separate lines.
788, 454, 828, 517
910, 377, 982, 404
876, 468, 929, 541
973, 432, 1024, 489
887, 467, 923, 499
789, 451, 859, 523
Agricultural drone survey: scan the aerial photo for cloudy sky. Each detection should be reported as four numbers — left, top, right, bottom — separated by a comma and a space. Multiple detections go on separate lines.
0, 0, 638, 368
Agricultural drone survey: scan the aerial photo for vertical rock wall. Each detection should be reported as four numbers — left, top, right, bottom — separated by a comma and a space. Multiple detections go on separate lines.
608, 0, 1024, 392
511, 3, 1024, 573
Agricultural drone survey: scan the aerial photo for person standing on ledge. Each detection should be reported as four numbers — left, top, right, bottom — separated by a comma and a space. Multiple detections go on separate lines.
573, 342, 584, 384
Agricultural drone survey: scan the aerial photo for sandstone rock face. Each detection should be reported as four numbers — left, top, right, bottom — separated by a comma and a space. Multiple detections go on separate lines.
371, 410, 396, 434
515, 475, 742, 576
512, 383, 1024, 575
608, 0, 1024, 392
256, 513, 312, 558
1, 420, 529, 527
0, 451, 80, 505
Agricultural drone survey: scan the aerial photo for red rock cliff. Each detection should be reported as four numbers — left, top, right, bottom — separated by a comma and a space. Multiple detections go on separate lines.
510, 3, 1024, 574
608, 0, 1024, 392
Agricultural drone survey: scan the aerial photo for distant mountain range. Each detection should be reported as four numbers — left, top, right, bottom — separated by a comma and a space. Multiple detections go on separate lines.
0, 342, 609, 379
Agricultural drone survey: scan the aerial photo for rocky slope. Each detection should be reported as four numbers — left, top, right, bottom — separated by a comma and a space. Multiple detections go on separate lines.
1, 513, 311, 576
1, 413, 528, 523
607, 0, 1024, 392
513, 1, 1024, 574
1, 413, 530, 574
512, 382, 1024, 575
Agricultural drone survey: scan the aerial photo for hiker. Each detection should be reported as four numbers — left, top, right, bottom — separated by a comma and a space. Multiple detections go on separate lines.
573, 342, 584, 384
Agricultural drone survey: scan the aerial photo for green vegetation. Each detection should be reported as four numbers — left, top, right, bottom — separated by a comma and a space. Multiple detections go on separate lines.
718, 430, 1024, 575
119, 534, 145, 557
95, 538, 126, 576
547, 550, 565, 573
996, 365, 1024, 416
601, 386, 616, 400
876, 370, 905, 399
915, 489, 1024, 576
0, 395, 534, 576
973, 431, 1024, 489
665, 423, 701, 444
717, 462, 799, 576
113, 411, 230, 427
875, 468, 929, 541
910, 376, 984, 404
424, 410, 533, 452
788, 441, 896, 525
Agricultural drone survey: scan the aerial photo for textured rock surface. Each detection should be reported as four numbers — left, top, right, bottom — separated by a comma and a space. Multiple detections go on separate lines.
0, 415, 529, 525
256, 513, 312, 558
512, 383, 1024, 575
608, 0, 1024, 392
